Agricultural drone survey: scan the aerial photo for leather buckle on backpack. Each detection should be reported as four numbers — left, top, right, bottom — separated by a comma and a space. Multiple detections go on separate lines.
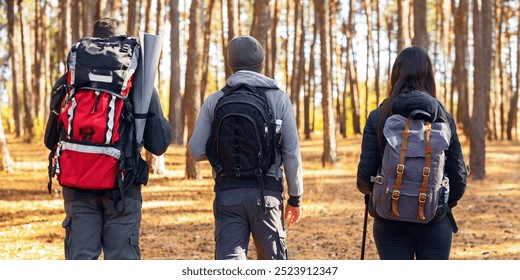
370, 175, 384, 185
396, 164, 405, 174
422, 167, 431, 177
418, 193, 427, 203
392, 190, 400, 200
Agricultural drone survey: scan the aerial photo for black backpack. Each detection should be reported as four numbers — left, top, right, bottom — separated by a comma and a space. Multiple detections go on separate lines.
206, 84, 277, 180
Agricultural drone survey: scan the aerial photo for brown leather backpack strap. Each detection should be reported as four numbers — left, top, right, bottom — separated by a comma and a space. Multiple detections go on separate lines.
417, 122, 432, 220
391, 117, 411, 217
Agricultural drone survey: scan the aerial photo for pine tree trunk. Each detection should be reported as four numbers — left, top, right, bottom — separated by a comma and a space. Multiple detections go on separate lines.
317, 0, 337, 167
397, 0, 409, 52
169, 0, 183, 144
470, 0, 492, 180
347, 0, 361, 134
250, 0, 271, 75
412, 0, 429, 50
304, 3, 317, 140
453, 0, 470, 137
290, 0, 302, 129
127, 0, 137, 36
507, 6, 520, 140
71, 0, 81, 42
200, 0, 216, 103
184, 0, 203, 179
19, 0, 34, 142
7, 0, 21, 138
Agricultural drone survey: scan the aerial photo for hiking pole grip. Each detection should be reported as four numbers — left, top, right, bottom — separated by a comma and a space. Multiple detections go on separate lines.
361, 194, 370, 260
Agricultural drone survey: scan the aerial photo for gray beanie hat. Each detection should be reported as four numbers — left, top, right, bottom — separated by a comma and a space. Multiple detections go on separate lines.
227, 35, 264, 73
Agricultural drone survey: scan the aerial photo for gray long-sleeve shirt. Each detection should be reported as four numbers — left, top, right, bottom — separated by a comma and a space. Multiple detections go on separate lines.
188, 70, 304, 206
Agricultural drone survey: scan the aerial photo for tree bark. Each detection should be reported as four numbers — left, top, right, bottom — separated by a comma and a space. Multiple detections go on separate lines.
200, 0, 217, 104
412, 0, 429, 50
290, 0, 302, 129
19, 0, 34, 142
470, 0, 492, 180
127, 0, 137, 36
184, 0, 203, 179
347, 0, 361, 135
507, 5, 520, 140
397, 0, 409, 52
71, 0, 81, 42
169, 0, 183, 145
250, 0, 271, 75
316, 0, 338, 167
453, 0, 470, 137
7, 0, 22, 138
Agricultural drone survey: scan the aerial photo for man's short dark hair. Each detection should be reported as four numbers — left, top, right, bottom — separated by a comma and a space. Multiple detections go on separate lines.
93, 18, 127, 38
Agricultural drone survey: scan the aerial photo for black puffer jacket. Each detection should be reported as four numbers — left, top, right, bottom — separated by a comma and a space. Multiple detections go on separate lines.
356, 90, 467, 208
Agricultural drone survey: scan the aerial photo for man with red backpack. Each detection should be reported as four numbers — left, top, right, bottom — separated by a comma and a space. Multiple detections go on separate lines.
44, 18, 172, 260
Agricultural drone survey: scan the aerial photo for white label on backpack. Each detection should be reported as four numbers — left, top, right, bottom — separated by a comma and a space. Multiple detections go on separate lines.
88, 72, 113, 83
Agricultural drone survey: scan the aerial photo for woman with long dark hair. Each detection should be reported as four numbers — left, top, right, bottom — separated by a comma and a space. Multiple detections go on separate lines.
356, 46, 467, 259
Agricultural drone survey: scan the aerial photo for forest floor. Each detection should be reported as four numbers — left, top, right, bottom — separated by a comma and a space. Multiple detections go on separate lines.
1, 132, 519, 260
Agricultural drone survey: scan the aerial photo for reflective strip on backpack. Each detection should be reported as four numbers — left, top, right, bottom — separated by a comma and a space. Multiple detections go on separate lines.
66, 97, 77, 139
60, 141, 121, 160
105, 95, 117, 144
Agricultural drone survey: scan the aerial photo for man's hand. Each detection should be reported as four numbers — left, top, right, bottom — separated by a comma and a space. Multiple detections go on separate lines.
284, 204, 301, 227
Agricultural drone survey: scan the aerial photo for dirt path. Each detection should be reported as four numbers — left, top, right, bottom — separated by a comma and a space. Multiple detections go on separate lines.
1, 134, 519, 260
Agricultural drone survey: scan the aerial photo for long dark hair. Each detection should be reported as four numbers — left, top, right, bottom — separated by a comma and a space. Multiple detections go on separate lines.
377, 46, 436, 144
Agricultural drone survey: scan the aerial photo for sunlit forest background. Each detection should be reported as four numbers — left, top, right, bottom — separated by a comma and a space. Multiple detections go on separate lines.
1, 0, 520, 260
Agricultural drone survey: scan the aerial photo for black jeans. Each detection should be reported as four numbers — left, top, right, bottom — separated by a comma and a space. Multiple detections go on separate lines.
373, 215, 454, 260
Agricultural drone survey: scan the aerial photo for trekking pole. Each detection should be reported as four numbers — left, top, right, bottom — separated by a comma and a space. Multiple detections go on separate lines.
361, 194, 369, 260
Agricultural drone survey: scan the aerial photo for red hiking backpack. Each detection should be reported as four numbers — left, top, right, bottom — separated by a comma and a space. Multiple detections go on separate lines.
50, 36, 140, 190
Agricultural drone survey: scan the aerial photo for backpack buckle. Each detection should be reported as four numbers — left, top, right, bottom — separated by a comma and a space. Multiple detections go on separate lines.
392, 190, 400, 200
396, 164, 405, 174
370, 175, 384, 185
418, 193, 427, 203
422, 167, 430, 177
254, 168, 263, 177
235, 165, 241, 177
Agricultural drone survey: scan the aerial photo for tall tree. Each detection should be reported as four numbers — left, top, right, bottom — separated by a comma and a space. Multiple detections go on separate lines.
397, 0, 409, 52
184, 0, 203, 179
127, 0, 138, 36
58, 0, 71, 69
304, 1, 318, 140
317, 0, 338, 167
250, 0, 271, 75
507, 5, 520, 140
222, 0, 238, 79
290, 0, 303, 129
412, 0, 429, 50
346, 0, 361, 135
7, 0, 22, 138
471, 0, 493, 180
71, 0, 82, 42
269, 0, 280, 78
169, 0, 183, 144
19, 0, 35, 142
200, 0, 217, 103
453, 0, 470, 137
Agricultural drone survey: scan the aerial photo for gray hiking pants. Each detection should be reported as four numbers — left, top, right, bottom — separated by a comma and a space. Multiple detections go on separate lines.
214, 188, 287, 260
62, 196, 142, 260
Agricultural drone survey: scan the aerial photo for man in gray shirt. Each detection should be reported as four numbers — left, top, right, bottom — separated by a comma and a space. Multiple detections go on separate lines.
188, 35, 303, 260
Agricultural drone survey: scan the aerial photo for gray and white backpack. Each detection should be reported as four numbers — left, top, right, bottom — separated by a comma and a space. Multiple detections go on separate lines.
371, 112, 451, 223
